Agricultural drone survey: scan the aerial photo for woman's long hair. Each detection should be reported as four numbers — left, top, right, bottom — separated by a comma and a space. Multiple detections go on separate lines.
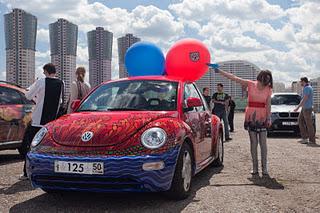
257, 70, 273, 88
76, 67, 86, 82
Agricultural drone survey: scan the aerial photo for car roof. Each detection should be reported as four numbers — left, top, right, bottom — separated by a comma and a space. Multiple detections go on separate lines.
0, 81, 26, 93
101, 75, 190, 85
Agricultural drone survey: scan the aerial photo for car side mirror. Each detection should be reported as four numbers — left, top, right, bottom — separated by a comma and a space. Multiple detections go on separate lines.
186, 97, 203, 108
71, 99, 81, 112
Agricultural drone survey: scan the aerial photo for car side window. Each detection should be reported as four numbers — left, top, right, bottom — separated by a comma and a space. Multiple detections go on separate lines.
0, 87, 23, 105
184, 83, 204, 112
19, 92, 34, 105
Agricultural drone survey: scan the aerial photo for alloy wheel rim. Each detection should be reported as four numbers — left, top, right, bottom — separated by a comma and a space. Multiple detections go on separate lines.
219, 135, 223, 162
182, 150, 192, 191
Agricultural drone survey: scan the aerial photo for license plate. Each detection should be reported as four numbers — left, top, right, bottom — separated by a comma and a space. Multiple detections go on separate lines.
54, 161, 104, 175
282, 121, 298, 126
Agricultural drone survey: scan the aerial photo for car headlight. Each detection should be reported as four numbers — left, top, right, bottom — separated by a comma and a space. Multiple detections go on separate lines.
141, 127, 167, 149
31, 127, 48, 147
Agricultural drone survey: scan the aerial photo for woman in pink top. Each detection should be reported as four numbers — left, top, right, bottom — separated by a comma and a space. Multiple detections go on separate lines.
213, 67, 273, 176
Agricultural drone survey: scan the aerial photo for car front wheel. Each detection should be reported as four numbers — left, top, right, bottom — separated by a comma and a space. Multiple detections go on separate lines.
166, 143, 193, 200
213, 132, 224, 167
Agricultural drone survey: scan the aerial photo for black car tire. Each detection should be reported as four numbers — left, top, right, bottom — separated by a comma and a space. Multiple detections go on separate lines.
166, 143, 193, 200
213, 132, 224, 167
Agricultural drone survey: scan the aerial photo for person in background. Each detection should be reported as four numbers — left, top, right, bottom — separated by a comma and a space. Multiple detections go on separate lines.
212, 83, 232, 141
211, 65, 273, 177
202, 87, 211, 109
228, 96, 236, 132
20, 63, 63, 180
294, 77, 316, 145
68, 67, 91, 113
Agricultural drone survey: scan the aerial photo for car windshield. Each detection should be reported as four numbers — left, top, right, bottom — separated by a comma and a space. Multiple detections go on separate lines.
271, 95, 301, 105
78, 80, 178, 112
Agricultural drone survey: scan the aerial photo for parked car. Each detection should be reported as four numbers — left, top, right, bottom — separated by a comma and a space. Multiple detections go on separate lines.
268, 93, 316, 136
0, 81, 34, 155
26, 76, 224, 200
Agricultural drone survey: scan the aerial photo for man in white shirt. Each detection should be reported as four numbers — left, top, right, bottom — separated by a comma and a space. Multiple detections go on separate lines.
20, 63, 63, 180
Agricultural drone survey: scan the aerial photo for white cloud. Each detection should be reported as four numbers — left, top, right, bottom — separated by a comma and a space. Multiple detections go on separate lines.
76, 46, 88, 66
112, 37, 119, 79
129, 5, 184, 42
37, 28, 49, 42
35, 50, 50, 59
169, 0, 285, 22
1, 0, 319, 85
199, 15, 268, 52
0, 70, 5, 80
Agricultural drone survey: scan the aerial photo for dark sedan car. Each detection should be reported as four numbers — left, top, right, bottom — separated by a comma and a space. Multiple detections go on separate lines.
268, 93, 316, 136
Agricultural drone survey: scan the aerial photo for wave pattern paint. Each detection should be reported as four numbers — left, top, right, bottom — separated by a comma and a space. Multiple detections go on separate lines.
27, 145, 180, 192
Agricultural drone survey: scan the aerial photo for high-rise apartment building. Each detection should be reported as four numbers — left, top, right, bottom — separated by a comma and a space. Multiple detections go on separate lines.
291, 81, 302, 94
4, 8, 37, 88
49, 18, 78, 103
310, 77, 320, 112
117, 34, 141, 78
273, 82, 286, 93
196, 60, 260, 99
87, 27, 113, 87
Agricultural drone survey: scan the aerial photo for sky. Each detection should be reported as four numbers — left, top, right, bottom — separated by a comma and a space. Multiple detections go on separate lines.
0, 0, 319, 85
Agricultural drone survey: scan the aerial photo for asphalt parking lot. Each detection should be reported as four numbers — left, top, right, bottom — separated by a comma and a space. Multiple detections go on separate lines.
1, 113, 319, 213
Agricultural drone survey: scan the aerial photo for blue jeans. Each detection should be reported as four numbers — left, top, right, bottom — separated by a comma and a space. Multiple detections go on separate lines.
213, 110, 230, 139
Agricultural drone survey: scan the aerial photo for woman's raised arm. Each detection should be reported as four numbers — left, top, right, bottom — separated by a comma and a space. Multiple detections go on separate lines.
216, 69, 249, 87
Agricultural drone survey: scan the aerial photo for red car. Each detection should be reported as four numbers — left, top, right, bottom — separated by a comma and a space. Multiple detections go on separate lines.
27, 76, 224, 200
0, 81, 34, 156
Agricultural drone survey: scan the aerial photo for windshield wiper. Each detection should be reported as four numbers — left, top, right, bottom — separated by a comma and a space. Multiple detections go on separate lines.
107, 107, 144, 111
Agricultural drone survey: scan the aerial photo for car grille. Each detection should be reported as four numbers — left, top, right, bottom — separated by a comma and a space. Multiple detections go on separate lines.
33, 175, 142, 190
279, 112, 289, 117
277, 112, 299, 118
290, 112, 299, 117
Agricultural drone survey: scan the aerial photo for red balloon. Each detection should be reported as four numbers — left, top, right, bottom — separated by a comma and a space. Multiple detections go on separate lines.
165, 39, 211, 82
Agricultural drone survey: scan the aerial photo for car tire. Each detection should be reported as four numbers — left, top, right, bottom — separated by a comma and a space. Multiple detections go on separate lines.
166, 143, 193, 200
213, 132, 224, 167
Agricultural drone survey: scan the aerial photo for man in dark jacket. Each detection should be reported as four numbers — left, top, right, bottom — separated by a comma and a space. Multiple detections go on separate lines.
202, 87, 211, 109
228, 96, 236, 132
212, 83, 232, 141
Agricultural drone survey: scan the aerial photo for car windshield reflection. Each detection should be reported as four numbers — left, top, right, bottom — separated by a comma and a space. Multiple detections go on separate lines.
78, 80, 178, 112
271, 95, 301, 106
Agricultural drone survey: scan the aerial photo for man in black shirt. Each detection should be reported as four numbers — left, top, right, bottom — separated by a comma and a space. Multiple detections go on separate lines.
212, 83, 232, 141
228, 96, 236, 132
20, 63, 63, 180
202, 87, 211, 109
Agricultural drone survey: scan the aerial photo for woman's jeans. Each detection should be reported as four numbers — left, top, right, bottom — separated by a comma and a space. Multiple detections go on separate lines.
248, 131, 268, 174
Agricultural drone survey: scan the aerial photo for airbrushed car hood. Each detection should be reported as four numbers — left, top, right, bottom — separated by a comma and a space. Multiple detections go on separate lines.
271, 105, 299, 113
50, 111, 178, 147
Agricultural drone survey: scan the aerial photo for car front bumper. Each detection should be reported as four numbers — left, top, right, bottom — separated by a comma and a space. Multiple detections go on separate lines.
26, 145, 180, 192
269, 118, 300, 133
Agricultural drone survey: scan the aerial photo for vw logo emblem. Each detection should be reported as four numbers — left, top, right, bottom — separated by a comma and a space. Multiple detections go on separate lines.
81, 131, 93, 142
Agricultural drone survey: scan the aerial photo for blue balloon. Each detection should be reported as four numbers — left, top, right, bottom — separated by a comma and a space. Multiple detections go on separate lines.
125, 41, 165, 77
